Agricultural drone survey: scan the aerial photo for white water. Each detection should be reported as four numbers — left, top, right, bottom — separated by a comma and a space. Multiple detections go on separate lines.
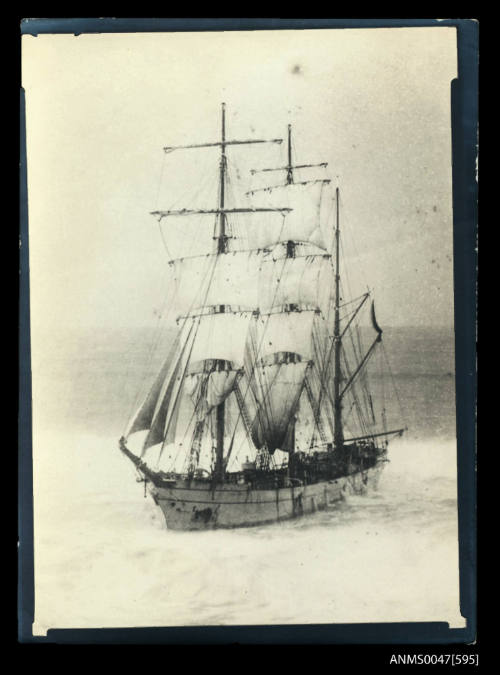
32, 429, 462, 633
30, 326, 463, 632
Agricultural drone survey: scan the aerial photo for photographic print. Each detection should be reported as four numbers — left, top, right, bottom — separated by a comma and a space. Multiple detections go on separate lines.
21, 22, 470, 637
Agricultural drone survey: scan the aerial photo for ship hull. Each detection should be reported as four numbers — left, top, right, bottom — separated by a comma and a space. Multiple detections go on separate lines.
148, 463, 385, 531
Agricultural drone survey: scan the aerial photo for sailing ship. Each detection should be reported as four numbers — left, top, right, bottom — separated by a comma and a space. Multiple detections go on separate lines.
119, 103, 405, 530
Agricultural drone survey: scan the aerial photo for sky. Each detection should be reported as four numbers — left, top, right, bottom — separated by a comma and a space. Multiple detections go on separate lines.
23, 27, 458, 335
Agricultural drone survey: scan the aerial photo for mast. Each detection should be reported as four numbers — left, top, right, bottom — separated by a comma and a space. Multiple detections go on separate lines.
286, 124, 293, 185
284, 122, 298, 473
148, 104, 289, 480
218, 103, 227, 254
247, 124, 328, 194
333, 187, 344, 449
215, 103, 227, 482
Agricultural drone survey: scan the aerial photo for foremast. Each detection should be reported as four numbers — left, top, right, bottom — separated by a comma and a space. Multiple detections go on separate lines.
333, 187, 344, 450
152, 103, 287, 484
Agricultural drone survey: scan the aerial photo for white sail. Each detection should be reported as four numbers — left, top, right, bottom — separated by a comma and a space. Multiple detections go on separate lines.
142, 323, 196, 451
126, 324, 186, 441
250, 360, 310, 453
186, 368, 239, 417
158, 209, 293, 266
190, 311, 252, 366
172, 249, 262, 313
248, 310, 317, 362
247, 181, 331, 251
243, 309, 331, 453
143, 353, 184, 450
157, 214, 217, 261
258, 253, 332, 314
126, 352, 173, 437
118, 103, 406, 525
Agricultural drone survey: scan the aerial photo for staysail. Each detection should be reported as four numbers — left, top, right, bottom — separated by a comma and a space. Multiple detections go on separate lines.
139, 321, 196, 451
127, 353, 174, 437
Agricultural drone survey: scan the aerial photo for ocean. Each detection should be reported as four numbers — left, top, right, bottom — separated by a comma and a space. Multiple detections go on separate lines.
31, 325, 463, 633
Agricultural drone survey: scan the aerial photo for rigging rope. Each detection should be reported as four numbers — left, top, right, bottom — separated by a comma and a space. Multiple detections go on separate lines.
139, 141, 352, 474
146, 253, 220, 470
125, 151, 221, 441
381, 341, 407, 429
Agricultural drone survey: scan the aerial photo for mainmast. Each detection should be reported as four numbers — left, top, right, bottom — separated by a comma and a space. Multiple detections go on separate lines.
247, 123, 328, 194
214, 103, 227, 483
218, 103, 228, 254
286, 124, 293, 185
333, 187, 344, 449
